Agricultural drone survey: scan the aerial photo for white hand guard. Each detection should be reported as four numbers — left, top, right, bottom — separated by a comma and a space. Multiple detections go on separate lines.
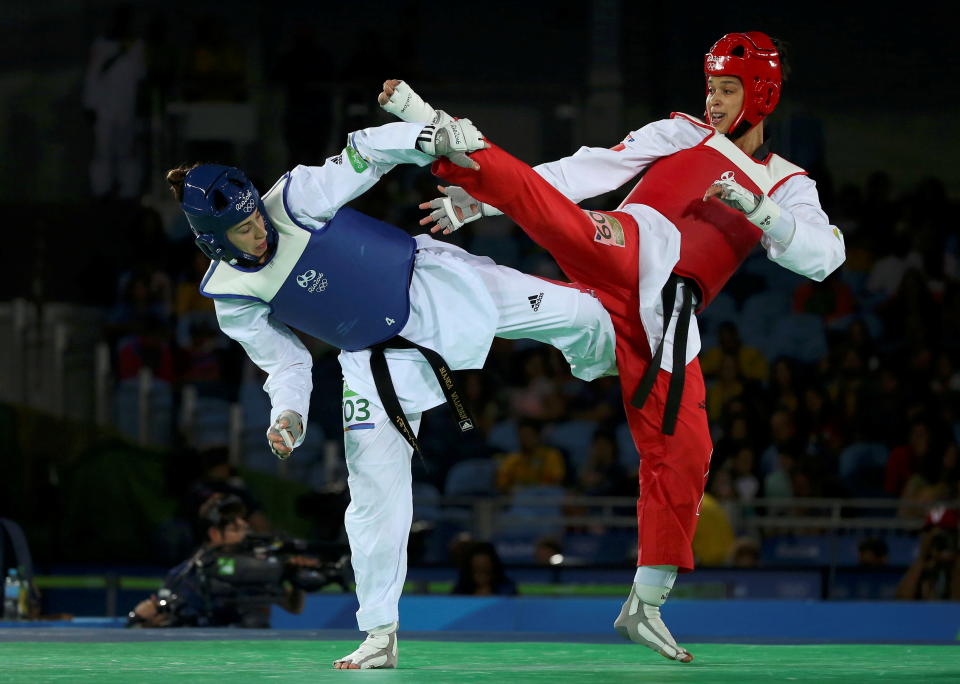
267, 410, 303, 460
710, 178, 781, 230
423, 186, 489, 232
416, 119, 485, 169
380, 80, 452, 126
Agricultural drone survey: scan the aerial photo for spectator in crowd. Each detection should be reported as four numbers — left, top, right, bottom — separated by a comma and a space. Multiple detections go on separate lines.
879, 268, 940, 354
857, 537, 889, 568
766, 358, 803, 414
451, 542, 517, 596
712, 404, 763, 469
692, 491, 735, 566
760, 408, 803, 477
865, 227, 913, 303
706, 468, 738, 517
705, 355, 747, 423
860, 171, 900, 244
174, 252, 218, 330
799, 385, 845, 457
764, 450, 797, 499
701, 321, 769, 384
886, 418, 936, 498
108, 252, 176, 386
508, 349, 567, 421
729, 537, 761, 568
578, 430, 630, 497
899, 442, 959, 519
931, 352, 960, 397
792, 271, 856, 324
447, 531, 476, 570
110, 264, 174, 335
82, 4, 146, 199
896, 507, 960, 600
857, 364, 908, 445
729, 447, 761, 502
496, 418, 566, 493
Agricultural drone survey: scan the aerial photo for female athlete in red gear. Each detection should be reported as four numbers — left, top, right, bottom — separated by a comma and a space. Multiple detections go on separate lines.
381, 31, 845, 663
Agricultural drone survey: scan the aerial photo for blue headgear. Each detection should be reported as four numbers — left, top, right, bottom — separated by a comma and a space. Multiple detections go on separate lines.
181, 164, 278, 266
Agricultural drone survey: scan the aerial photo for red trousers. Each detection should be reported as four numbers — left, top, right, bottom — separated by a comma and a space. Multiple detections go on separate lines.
435, 145, 713, 572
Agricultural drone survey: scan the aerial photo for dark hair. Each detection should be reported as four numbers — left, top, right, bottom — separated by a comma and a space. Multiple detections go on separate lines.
165, 162, 200, 203
452, 542, 512, 595
770, 37, 791, 83
198, 493, 247, 532
517, 417, 545, 433
858, 537, 888, 557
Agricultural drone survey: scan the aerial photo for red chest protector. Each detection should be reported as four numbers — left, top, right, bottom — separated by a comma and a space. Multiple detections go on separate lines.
618, 113, 805, 310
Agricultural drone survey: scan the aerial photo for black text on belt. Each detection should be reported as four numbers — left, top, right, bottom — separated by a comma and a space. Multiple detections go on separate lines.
368, 336, 475, 458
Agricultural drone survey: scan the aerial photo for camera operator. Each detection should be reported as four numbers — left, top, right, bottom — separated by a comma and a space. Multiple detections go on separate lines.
129, 494, 344, 627
896, 506, 960, 600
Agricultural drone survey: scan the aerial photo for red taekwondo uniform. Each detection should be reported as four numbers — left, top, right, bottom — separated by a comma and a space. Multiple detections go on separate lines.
434, 108, 845, 574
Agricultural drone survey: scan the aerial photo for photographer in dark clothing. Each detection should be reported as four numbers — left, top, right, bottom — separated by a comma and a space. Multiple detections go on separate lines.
128, 494, 346, 627
896, 507, 960, 601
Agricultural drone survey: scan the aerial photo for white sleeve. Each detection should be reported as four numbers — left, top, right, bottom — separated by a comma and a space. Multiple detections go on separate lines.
214, 297, 313, 446
531, 118, 709, 204
763, 174, 846, 281
285, 121, 434, 222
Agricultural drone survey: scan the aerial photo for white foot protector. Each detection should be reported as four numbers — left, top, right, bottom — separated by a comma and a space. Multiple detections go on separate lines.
333, 627, 398, 669
613, 585, 693, 663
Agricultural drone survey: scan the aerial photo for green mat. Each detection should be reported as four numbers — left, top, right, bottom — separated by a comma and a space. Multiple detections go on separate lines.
1, 641, 958, 683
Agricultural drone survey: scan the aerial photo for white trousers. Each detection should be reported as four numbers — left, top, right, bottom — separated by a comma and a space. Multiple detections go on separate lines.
341, 263, 615, 630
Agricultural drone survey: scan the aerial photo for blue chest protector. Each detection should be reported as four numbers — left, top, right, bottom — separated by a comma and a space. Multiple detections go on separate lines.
269, 208, 415, 350
200, 174, 416, 351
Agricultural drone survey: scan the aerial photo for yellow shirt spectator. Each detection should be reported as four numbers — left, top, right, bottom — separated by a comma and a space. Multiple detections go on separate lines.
692, 492, 735, 566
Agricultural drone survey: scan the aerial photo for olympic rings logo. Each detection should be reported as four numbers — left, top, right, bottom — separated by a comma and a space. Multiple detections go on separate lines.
296, 269, 327, 292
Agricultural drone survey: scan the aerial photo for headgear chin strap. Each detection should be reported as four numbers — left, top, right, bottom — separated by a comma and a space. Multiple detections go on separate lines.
704, 32, 782, 139
181, 164, 277, 266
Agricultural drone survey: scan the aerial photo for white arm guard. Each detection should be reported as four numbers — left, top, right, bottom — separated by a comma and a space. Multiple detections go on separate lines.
380, 80, 452, 126
711, 177, 782, 231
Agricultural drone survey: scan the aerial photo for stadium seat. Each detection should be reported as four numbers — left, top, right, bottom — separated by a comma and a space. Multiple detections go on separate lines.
698, 291, 739, 349
564, 530, 635, 565
765, 313, 828, 363
487, 419, 520, 454
444, 458, 497, 496
739, 290, 792, 351
615, 422, 639, 472
502, 485, 566, 539
412, 481, 442, 522
543, 420, 596, 472
188, 394, 232, 449
743, 252, 806, 291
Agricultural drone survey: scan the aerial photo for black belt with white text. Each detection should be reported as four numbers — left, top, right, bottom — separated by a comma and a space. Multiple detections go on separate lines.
367, 336, 475, 458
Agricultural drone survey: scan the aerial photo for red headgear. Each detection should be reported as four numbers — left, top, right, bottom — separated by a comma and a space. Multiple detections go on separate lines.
704, 32, 782, 139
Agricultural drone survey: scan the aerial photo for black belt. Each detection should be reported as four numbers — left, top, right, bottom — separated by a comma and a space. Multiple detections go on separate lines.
368, 336, 475, 458
630, 274, 694, 435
